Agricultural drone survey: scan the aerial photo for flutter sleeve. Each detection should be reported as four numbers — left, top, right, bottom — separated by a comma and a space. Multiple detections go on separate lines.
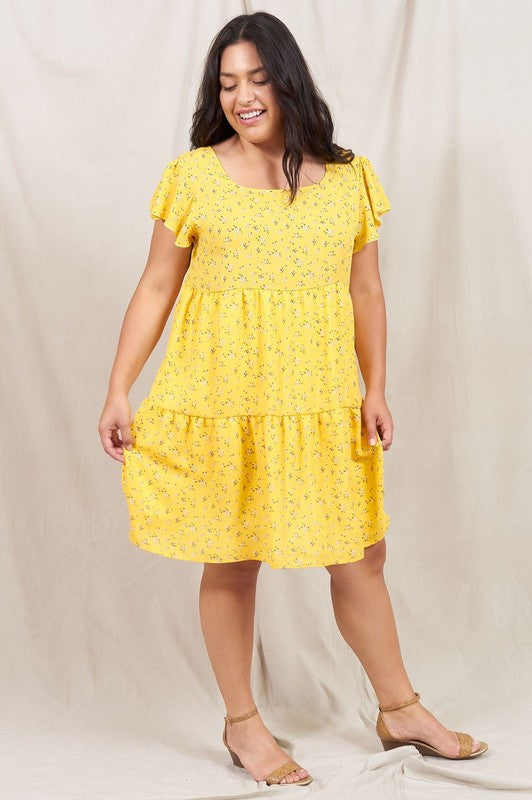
149, 156, 196, 248
352, 155, 391, 253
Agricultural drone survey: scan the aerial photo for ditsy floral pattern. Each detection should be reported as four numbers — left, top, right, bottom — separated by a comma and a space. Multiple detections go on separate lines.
122, 145, 391, 568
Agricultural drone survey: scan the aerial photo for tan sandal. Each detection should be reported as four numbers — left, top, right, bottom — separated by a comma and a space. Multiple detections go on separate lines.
376, 691, 488, 759
222, 705, 313, 785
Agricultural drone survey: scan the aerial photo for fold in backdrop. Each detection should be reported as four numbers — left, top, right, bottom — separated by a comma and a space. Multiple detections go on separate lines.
1, 1, 531, 798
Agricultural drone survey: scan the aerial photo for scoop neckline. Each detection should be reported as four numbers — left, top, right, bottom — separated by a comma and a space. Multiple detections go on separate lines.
207, 145, 330, 192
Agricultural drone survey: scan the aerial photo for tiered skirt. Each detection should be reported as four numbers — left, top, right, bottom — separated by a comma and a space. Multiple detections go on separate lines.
121, 281, 390, 568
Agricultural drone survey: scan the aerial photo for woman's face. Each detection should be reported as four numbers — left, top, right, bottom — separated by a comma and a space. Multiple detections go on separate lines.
218, 41, 284, 144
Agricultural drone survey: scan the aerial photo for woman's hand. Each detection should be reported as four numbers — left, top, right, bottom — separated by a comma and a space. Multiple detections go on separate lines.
98, 392, 134, 463
361, 390, 393, 451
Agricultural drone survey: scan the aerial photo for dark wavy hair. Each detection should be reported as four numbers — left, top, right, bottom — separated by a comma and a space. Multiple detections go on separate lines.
189, 11, 354, 204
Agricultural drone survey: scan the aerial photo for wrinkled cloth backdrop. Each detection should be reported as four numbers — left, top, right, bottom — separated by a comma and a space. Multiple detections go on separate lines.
1, 1, 531, 798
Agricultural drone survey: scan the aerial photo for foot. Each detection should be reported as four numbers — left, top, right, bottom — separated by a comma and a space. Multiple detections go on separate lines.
380, 699, 483, 757
225, 711, 310, 784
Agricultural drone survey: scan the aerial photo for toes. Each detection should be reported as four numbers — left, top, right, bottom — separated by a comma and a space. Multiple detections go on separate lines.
280, 769, 306, 783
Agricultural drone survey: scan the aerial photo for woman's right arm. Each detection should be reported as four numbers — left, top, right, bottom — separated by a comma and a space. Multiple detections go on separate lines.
98, 220, 193, 462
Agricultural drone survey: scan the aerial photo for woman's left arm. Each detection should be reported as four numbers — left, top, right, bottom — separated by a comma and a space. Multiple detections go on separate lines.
349, 240, 394, 450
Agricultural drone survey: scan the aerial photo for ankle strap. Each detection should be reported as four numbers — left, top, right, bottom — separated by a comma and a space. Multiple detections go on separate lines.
224, 705, 258, 724
378, 691, 420, 712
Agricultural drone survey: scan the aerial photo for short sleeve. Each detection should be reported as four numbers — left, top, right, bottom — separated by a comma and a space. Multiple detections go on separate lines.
149, 156, 196, 248
352, 155, 391, 253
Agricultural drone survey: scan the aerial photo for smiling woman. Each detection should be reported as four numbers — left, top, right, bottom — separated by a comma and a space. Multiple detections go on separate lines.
211, 42, 332, 189
188, 15, 357, 200
219, 61, 273, 126
99, 8, 487, 793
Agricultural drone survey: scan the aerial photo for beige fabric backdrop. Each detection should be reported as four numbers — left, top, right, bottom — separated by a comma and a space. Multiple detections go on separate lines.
2, 1, 531, 797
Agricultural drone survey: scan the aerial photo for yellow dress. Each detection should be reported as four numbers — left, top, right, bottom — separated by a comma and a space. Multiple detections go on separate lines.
122, 145, 391, 569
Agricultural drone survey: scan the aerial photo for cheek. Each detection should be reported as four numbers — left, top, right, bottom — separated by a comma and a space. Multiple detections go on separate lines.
263, 89, 280, 114
219, 91, 231, 111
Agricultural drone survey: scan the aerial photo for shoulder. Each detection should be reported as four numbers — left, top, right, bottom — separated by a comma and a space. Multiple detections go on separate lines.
342, 153, 373, 175
338, 153, 384, 189
354, 154, 380, 176
160, 146, 208, 176
327, 153, 365, 191
155, 147, 212, 196
330, 152, 364, 178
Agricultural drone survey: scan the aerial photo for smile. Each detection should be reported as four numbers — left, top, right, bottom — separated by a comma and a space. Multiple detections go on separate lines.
237, 109, 266, 120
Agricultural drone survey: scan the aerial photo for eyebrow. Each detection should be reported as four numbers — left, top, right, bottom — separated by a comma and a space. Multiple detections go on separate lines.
219, 66, 266, 77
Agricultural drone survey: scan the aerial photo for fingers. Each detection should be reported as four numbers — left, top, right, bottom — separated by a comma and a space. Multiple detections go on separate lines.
379, 429, 393, 450
366, 422, 393, 451
98, 422, 134, 463
120, 426, 133, 451
98, 395, 134, 461
361, 395, 393, 451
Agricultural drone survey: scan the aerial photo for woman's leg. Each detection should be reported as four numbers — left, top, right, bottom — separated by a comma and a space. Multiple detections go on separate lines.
199, 559, 309, 783
325, 539, 482, 756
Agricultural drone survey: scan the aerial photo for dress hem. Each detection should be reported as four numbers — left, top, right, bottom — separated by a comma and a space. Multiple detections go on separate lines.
128, 518, 390, 570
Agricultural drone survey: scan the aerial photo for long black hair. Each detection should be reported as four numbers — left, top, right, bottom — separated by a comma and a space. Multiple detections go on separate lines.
189, 11, 354, 204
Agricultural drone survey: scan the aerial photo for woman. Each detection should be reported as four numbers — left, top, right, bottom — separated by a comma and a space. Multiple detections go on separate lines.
98, 11, 488, 788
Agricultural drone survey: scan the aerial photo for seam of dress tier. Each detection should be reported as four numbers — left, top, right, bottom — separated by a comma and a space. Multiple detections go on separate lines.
139, 403, 363, 421
182, 279, 349, 294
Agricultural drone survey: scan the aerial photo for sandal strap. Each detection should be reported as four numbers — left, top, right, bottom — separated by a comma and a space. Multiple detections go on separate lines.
266, 759, 301, 783
379, 691, 421, 712
455, 730, 474, 758
224, 705, 258, 724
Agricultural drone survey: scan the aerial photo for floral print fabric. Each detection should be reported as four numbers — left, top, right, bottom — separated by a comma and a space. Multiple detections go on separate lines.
122, 145, 391, 568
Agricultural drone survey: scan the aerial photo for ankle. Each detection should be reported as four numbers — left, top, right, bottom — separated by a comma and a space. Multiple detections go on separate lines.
378, 691, 420, 713
224, 703, 257, 719
225, 705, 262, 728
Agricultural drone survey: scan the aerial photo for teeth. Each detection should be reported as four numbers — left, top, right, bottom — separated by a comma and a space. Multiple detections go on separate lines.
239, 110, 264, 119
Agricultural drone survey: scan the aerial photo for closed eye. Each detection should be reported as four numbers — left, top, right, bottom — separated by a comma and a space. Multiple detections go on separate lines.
222, 80, 269, 92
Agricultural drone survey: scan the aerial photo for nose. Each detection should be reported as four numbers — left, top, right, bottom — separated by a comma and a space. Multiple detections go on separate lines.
238, 84, 256, 104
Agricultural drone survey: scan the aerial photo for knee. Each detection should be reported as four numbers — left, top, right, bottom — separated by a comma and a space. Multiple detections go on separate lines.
364, 538, 387, 573
326, 539, 386, 586
202, 559, 262, 585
